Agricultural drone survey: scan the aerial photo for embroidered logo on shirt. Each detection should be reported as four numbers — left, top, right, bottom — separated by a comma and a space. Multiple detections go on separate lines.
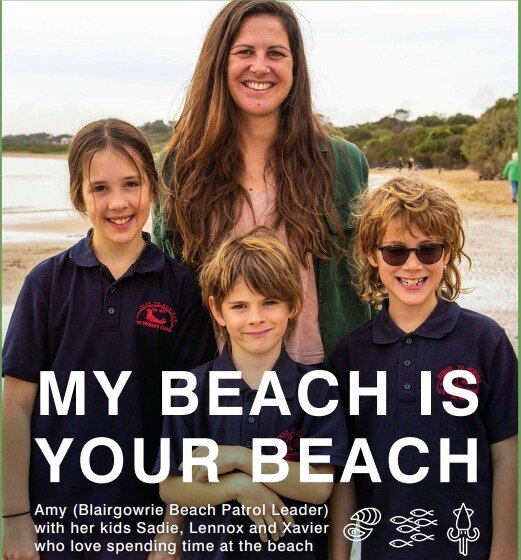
135, 302, 177, 333
436, 365, 481, 400
276, 428, 301, 461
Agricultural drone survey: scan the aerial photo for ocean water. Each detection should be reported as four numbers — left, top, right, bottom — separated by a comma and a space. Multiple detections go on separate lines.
2, 155, 72, 214
2, 156, 79, 340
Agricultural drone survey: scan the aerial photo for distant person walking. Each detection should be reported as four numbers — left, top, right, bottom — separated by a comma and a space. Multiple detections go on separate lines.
407, 155, 415, 171
503, 151, 518, 203
397, 156, 404, 172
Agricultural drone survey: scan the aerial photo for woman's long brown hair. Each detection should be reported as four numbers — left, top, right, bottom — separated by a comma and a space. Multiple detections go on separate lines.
162, 0, 344, 270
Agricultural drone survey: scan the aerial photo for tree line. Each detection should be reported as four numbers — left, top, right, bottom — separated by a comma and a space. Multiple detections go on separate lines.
3, 95, 517, 179
336, 94, 517, 179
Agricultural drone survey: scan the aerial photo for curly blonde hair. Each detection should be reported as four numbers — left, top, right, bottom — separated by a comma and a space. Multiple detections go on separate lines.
352, 175, 471, 306
199, 227, 304, 344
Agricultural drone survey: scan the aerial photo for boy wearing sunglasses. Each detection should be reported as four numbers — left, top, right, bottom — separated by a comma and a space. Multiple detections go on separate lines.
328, 176, 517, 560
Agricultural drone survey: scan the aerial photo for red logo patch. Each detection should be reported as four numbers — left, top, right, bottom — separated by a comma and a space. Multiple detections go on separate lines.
135, 302, 177, 333
436, 365, 481, 400
276, 428, 301, 461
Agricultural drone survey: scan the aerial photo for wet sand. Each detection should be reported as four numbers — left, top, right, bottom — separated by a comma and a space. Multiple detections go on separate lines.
3, 213, 85, 302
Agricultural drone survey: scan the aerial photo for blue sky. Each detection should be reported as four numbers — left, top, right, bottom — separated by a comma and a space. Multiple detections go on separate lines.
3, 1, 518, 135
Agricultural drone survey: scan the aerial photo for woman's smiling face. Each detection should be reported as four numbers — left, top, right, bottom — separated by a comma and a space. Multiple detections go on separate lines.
227, 14, 293, 120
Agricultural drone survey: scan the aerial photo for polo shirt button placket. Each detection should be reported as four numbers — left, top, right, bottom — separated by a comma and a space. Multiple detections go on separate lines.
243, 390, 259, 449
103, 282, 122, 328
398, 336, 417, 403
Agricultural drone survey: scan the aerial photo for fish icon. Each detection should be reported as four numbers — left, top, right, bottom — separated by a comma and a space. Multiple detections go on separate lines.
414, 518, 438, 528
389, 539, 414, 548
410, 533, 435, 543
390, 515, 410, 524
396, 524, 420, 534
410, 509, 434, 517
389, 507, 437, 549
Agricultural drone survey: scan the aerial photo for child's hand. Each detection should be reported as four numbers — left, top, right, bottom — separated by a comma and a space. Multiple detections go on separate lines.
233, 473, 294, 543
181, 445, 247, 481
2, 515, 40, 560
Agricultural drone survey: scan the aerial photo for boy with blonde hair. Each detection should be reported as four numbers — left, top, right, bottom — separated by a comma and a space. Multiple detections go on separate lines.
159, 227, 349, 559
330, 176, 517, 560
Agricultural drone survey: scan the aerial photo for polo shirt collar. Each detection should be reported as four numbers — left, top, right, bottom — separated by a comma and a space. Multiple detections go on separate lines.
69, 230, 165, 274
133, 236, 166, 274
212, 346, 298, 398
373, 299, 461, 344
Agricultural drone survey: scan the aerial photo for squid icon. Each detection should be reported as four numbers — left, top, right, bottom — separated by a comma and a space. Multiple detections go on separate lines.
447, 503, 480, 556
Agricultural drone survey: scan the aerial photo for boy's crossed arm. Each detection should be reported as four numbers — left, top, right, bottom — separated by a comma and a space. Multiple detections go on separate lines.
184, 444, 335, 505
160, 471, 293, 543
159, 443, 335, 543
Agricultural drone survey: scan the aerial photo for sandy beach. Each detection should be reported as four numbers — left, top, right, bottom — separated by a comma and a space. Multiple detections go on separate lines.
3, 214, 86, 303
3, 151, 68, 159
2, 165, 518, 348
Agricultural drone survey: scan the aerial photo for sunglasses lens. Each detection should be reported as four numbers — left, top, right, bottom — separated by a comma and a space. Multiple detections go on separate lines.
381, 247, 409, 266
380, 244, 444, 265
417, 244, 444, 264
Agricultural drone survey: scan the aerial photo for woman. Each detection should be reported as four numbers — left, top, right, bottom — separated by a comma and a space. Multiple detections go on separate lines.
153, 0, 370, 366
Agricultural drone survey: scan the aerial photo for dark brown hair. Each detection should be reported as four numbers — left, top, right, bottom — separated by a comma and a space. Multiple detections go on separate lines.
68, 118, 159, 211
352, 174, 471, 305
199, 226, 303, 344
161, 0, 344, 270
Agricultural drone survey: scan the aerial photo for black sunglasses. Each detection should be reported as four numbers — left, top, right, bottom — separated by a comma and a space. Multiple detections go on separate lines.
378, 243, 445, 266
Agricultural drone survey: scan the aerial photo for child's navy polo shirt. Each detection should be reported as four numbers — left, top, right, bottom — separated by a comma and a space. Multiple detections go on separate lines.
3, 233, 217, 522
160, 346, 349, 559
331, 299, 517, 560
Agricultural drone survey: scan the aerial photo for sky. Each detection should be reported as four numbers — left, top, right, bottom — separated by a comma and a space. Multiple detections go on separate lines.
3, 1, 518, 135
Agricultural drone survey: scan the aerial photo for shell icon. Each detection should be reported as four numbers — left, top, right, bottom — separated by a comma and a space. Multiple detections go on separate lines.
343, 508, 382, 542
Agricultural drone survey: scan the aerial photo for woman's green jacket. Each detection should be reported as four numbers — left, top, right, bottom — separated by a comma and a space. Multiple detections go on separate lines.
152, 136, 372, 365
